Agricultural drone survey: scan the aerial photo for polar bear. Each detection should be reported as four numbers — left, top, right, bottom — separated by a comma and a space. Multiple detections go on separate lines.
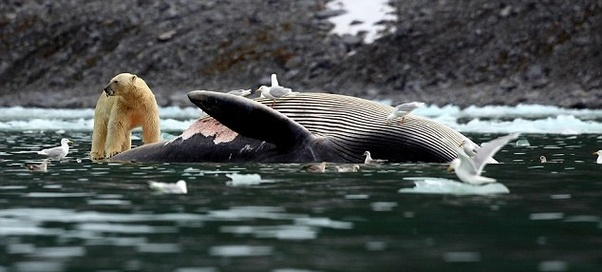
90, 73, 160, 160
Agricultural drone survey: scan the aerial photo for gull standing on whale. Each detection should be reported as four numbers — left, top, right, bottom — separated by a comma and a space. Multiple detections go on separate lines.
386, 101, 425, 125
447, 132, 520, 185
37, 138, 73, 160
256, 73, 295, 106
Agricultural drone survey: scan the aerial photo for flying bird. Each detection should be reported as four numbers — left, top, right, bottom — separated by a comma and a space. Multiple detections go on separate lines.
447, 133, 520, 185
459, 138, 478, 157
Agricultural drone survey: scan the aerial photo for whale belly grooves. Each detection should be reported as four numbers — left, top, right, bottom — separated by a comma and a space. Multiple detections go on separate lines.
255, 93, 463, 162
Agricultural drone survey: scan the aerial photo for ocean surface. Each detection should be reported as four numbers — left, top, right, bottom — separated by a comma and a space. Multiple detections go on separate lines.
1, 104, 601, 272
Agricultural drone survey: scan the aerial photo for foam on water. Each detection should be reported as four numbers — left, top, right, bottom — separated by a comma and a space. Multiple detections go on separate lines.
2, 104, 602, 134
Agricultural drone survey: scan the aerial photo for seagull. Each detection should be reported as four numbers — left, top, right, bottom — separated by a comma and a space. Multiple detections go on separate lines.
540, 155, 547, 163
37, 138, 73, 160
256, 73, 294, 106
148, 180, 188, 194
386, 101, 425, 125
363, 151, 387, 164
24, 159, 49, 172
459, 139, 478, 157
539, 155, 563, 164
335, 164, 360, 173
447, 132, 520, 185
302, 162, 326, 173
227, 89, 252, 97
593, 150, 602, 164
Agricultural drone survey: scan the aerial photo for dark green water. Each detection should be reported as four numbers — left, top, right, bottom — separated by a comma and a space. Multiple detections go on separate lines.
1, 131, 601, 272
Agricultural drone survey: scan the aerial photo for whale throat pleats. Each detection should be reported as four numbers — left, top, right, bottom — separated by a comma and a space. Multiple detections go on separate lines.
254, 93, 463, 162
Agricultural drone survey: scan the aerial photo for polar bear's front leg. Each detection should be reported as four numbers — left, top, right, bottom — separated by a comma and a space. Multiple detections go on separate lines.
120, 132, 132, 151
105, 118, 130, 158
91, 111, 108, 160
142, 117, 161, 144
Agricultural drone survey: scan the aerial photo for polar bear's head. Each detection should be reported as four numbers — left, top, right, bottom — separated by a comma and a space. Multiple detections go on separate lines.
103, 73, 138, 97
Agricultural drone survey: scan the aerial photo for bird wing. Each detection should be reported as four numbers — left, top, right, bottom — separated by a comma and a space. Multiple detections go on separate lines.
39, 146, 64, 157
458, 149, 478, 175
270, 86, 292, 97
271, 74, 280, 87
473, 132, 520, 174
395, 102, 424, 112
394, 104, 411, 113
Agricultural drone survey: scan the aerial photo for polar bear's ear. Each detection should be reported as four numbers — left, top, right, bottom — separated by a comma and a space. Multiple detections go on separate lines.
131, 74, 137, 82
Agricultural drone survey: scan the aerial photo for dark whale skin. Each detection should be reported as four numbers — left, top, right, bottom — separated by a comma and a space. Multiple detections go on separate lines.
111, 91, 470, 163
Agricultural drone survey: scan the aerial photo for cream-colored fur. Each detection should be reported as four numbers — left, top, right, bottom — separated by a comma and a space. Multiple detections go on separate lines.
90, 73, 160, 160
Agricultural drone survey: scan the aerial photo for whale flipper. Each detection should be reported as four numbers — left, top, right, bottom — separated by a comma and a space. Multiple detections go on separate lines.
187, 90, 316, 150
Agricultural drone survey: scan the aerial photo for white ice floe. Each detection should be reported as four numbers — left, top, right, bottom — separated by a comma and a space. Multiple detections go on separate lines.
399, 177, 510, 195
148, 180, 188, 194
3, 103, 602, 134
225, 173, 274, 186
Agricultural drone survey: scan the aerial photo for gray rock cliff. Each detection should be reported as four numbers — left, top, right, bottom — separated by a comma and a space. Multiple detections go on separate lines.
1, 0, 600, 108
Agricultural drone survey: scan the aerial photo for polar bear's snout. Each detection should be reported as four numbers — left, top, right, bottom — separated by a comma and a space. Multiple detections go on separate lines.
103, 85, 114, 97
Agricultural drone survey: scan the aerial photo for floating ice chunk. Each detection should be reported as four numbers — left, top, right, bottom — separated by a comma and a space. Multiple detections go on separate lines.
538, 260, 568, 272
148, 180, 187, 194
515, 139, 531, 147
209, 245, 272, 257
399, 177, 510, 195
443, 251, 481, 262
225, 173, 273, 186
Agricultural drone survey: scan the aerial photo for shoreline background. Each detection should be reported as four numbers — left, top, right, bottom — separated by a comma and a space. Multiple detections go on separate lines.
1, 0, 600, 108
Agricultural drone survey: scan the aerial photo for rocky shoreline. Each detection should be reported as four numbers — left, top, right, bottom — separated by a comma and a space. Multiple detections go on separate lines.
1, 0, 600, 108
